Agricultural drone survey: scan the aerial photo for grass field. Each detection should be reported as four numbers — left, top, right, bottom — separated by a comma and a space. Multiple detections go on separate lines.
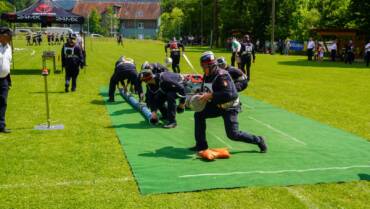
0, 37, 369, 209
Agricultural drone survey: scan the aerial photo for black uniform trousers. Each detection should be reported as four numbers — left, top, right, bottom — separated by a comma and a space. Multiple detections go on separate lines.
65, 67, 80, 91
194, 105, 261, 151
331, 50, 337, 61
171, 53, 181, 73
345, 52, 354, 64
108, 70, 138, 100
231, 52, 237, 67
240, 55, 252, 80
366, 52, 370, 67
155, 91, 178, 124
0, 78, 9, 129
307, 48, 314, 61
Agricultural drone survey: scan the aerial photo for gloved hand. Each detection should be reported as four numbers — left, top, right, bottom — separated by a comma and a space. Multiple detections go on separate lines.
176, 103, 185, 114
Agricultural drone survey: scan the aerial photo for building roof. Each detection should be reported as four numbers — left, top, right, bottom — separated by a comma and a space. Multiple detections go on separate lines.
72, 2, 161, 20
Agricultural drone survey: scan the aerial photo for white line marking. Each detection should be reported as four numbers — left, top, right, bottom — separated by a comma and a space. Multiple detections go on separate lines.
179, 165, 370, 178
0, 177, 133, 190
248, 116, 306, 145
189, 117, 233, 149
286, 188, 320, 209
210, 132, 233, 149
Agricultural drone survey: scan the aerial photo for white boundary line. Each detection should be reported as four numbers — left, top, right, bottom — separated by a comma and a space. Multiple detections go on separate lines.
248, 116, 307, 145
179, 165, 370, 178
286, 187, 320, 209
0, 177, 133, 190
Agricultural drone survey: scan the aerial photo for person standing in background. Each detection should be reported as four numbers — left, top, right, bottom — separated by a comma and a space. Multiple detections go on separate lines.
0, 27, 12, 133
331, 40, 337, 61
307, 37, 315, 61
231, 37, 241, 67
365, 40, 370, 67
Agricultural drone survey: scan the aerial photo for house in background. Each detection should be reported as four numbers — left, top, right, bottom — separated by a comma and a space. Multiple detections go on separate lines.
72, 1, 161, 39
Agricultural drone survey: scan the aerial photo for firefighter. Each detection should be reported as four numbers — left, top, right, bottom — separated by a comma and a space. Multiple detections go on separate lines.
239, 35, 255, 80
190, 51, 267, 153
165, 37, 185, 73
217, 57, 248, 92
140, 69, 186, 129
61, 34, 84, 92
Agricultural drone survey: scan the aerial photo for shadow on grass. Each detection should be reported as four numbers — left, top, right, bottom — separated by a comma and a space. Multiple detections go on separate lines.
30, 91, 65, 94
90, 99, 124, 105
11, 69, 42, 75
106, 121, 154, 129
278, 60, 368, 69
230, 150, 260, 155
111, 108, 137, 116
139, 146, 194, 160
358, 173, 370, 181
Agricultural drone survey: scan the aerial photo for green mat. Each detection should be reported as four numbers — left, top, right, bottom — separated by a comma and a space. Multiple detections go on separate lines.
101, 89, 370, 195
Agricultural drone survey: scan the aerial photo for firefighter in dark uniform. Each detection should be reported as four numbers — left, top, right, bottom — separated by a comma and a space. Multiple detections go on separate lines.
165, 37, 185, 73
217, 57, 248, 92
139, 61, 169, 103
108, 57, 141, 102
190, 51, 267, 153
239, 35, 255, 80
141, 61, 169, 74
61, 34, 84, 92
140, 69, 186, 129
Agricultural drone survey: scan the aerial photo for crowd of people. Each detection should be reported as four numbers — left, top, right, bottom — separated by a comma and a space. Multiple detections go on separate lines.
307, 37, 370, 65
26, 32, 67, 46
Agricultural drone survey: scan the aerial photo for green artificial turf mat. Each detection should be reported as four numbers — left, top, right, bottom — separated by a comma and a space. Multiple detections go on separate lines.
101, 82, 370, 195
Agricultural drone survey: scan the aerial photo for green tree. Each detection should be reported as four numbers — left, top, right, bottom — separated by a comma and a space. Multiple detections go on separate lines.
89, 9, 102, 34
159, 7, 184, 40
349, 0, 370, 35
101, 6, 119, 36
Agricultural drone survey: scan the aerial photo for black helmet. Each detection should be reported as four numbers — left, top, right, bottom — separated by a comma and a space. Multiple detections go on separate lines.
141, 61, 152, 71
217, 57, 227, 68
140, 67, 153, 82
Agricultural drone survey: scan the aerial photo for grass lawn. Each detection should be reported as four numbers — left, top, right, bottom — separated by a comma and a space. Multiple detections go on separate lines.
0, 37, 369, 209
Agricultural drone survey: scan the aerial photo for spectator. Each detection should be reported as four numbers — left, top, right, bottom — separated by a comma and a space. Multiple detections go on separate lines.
307, 37, 315, 61
365, 40, 370, 67
284, 38, 291, 55
345, 40, 355, 64
0, 27, 12, 133
331, 40, 337, 61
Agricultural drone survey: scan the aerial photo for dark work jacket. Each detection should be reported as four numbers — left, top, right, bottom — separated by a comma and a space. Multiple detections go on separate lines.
115, 62, 142, 93
240, 42, 256, 60
202, 67, 238, 106
61, 43, 84, 69
146, 72, 186, 111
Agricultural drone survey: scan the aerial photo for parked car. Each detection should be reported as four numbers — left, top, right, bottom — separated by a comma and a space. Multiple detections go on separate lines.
15, 28, 32, 35
90, 33, 104, 38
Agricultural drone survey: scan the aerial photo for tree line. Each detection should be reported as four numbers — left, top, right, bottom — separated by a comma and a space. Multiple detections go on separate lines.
160, 0, 370, 45
2, 0, 369, 43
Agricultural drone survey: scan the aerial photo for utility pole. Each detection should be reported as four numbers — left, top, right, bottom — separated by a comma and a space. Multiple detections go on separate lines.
271, 0, 275, 54
200, 0, 203, 46
87, 13, 90, 35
